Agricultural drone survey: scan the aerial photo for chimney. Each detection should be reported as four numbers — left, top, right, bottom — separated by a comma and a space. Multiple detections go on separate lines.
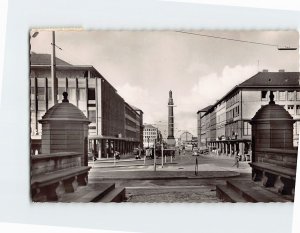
279, 69, 285, 72
262, 69, 268, 72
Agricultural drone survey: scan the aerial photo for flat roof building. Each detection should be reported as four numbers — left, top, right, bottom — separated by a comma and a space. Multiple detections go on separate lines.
197, 71, 300, 160
30, 53, 143, 157
143, 124, 161, 148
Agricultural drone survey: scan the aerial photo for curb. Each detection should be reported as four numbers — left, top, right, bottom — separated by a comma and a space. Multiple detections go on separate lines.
89, 172, 240, 181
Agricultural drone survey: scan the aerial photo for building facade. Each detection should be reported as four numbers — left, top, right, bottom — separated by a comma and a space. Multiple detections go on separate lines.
30, 53, 143, 157
197, 71, 300, 159
178, 131, 193, 147
197, 106, 212, 150
143, 124, 161, 148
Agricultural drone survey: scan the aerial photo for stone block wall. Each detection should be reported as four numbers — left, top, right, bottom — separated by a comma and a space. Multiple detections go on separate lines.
255, 148, 297, 169
31, 152, 81, 176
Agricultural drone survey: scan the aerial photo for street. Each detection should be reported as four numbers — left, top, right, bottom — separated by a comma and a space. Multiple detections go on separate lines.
88, 151, 251, 202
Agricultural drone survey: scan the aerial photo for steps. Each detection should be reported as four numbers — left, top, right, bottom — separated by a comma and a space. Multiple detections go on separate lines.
216, 185, 247, 202
216, 180, 293, 203
59, 183, 126, 203
98, 187, 126, 202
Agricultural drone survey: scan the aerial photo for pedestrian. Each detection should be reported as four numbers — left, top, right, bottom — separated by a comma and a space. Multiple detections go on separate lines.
114, 150, 120, 160
136, 146, 141, 159
232, 151, 240, 168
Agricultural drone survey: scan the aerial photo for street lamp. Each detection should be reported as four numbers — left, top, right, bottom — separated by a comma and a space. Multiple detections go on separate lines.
31, 30, 58, 106
277, 46, 297, 51
51, 31, 58, 106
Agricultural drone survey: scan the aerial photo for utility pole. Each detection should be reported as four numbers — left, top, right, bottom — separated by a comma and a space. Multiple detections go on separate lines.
161, 143, 164, 168
51, 31, 58, 105
154, 139, 156, 171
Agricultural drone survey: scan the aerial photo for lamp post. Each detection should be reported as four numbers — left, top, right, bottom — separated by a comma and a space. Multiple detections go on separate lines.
31, 30, 58, 106
154, 139, 156, 171
161, 143, 164, 168
51, 31, 58, 106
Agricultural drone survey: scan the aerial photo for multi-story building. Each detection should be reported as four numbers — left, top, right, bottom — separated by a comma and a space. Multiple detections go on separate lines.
143, 124, 161, 148
178, 131, 193, 147
197, 105, 212, 150
30, 53, 143, 157
197, 71, 300, 159
125, 103, 144, 148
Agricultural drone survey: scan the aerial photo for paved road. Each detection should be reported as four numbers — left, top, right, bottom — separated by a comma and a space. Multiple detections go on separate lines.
89, 151, 251, 173
88, 151, 252, 202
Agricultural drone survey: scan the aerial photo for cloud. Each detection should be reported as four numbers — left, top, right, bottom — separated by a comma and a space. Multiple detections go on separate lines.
175, 65, 257, 135
116, 65, 257, 137
116, 83, 166, 124
185, 65, 257, 109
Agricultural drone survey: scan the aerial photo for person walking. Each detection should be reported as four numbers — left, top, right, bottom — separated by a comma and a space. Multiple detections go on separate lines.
232, 151, 240, 168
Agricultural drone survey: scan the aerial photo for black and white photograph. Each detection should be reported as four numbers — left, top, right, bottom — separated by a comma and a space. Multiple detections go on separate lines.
30, 30, 299, 203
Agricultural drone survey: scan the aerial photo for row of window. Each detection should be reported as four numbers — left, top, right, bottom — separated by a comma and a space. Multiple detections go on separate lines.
144, 128, 157, 132
125, 107, 137, 120
226, 106, 240, 120
227, 92, 239, 108
261, 90, 300, 101
144, 132, 157, 136
285, 105, 300, 115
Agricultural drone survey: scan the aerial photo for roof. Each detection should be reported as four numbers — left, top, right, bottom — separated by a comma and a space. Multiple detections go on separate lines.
30, 53, 119, 93
143, 124, 157, 129
197, 105, 213, 114
129, 104, 143, 113
200, 71, 300, 117
239, 72, 300, 87
125, 102, 143, 114
39, 95, 90, 123
30, 52, 72, 66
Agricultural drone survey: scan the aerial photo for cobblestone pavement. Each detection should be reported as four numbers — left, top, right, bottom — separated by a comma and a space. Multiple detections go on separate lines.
126, 186, 220, 203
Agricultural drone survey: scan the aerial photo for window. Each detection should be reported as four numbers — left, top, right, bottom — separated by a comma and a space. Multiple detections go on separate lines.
297, 91, 300, 100
37, 87, 45, 101
243, 122, 252, 136
88, 88, 96, 100
57, 87, 65, 101
279, 91, 286, 101
68, 88, 77, 105
295, 121, 300, 135
30, 87, 35, 100
261, 91, 268, 100
296, 105, 300, 115
288, 105, 295, 115
273, 91, 277, 101
38, 101, 46, 111
78, 88, 86, 101
288, 91, 295, 101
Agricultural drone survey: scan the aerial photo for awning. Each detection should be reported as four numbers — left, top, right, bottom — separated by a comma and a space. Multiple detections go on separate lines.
88, 135, 139, 142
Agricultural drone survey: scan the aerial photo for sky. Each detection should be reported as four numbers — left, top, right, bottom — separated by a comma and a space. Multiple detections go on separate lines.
30, 30, 299, 137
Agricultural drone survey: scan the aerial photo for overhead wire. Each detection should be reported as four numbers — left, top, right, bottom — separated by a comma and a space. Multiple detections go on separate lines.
174, 30, 280, 48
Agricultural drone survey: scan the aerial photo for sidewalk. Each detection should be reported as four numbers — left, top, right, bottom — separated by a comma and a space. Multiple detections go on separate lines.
89, 169, 240, 181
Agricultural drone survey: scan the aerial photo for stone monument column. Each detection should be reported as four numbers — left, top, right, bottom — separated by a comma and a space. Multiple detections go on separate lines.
167, 90, 176, 147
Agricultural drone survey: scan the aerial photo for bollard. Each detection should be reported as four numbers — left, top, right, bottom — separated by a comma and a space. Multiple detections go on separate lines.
154, 146, 156, 172
195, 157, 198, 176
161, 144, 164, 168
114, 155, 116, 167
